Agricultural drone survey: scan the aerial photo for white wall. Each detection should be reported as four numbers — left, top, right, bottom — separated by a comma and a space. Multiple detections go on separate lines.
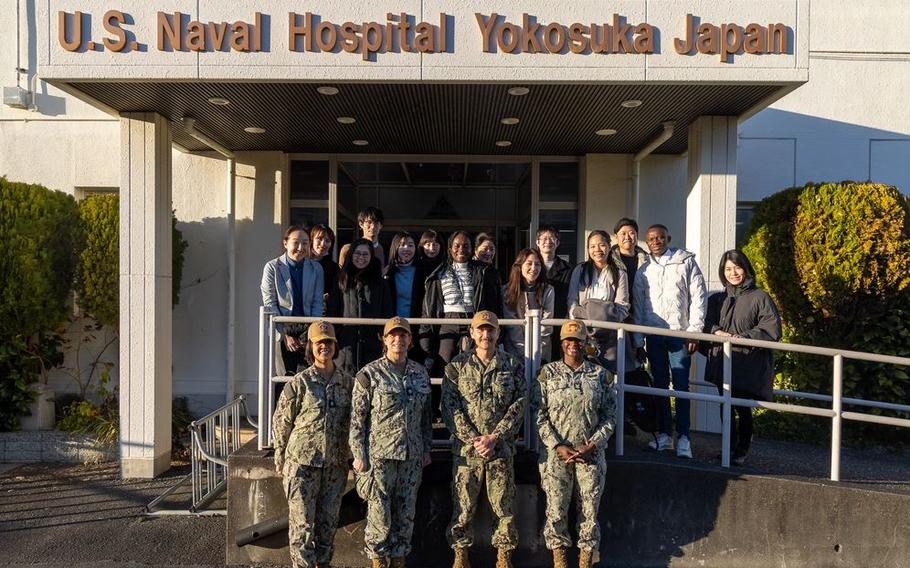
739, 1, 910, 201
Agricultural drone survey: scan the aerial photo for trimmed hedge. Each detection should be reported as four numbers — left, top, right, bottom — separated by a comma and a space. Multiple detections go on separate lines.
0, 178, 80, 429
76, 194, 119, 327
743, 181, 910, 446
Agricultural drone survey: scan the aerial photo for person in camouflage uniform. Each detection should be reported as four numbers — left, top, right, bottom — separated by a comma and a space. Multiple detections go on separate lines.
349, 317, 434, 568
532, 320, 617, 568
272, 321, 353, 568
441, 310, 526, 568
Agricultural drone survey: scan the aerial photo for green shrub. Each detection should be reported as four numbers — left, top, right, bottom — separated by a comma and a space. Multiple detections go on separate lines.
0, 178, 80, 429
742, 181, 910, 446
76, 194, 119, 327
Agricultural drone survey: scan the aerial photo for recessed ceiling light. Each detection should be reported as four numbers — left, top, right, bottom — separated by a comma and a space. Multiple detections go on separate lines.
500, 117, 520, 125
596, 128, 618, 136
507, 87, 530, 96
620, 99, 643, 108
244, 127, 266, 134
317, 86, 339, 96
495, 140, 512, 147
207, 97, 230, 106
352, 139, 369, 146
337, 117, 356, 124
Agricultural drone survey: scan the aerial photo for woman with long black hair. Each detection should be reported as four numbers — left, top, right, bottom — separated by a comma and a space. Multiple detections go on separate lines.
416, 229, 444, 275
567, 230, 630, 371
702, 249, 781, 466
330, 238, 393, 374
502, 248, 555, 361
310, 224, 340, 315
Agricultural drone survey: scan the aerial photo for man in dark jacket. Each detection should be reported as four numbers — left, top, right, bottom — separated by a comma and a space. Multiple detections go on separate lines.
536, 225, 573, 361
420, 231, 502, 375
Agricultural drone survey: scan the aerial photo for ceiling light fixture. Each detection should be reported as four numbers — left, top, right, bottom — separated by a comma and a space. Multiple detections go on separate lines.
507, 87, 530, 96
620, 99, 643, 108
244, 127, 266, 134
352, 139, 369, 146
596, 128, 618, 136
317, 86, 339, 96
500, 117, 520, 125
495, 140, 512, 147
207, 97, 230, 106
337, 117, 356, 124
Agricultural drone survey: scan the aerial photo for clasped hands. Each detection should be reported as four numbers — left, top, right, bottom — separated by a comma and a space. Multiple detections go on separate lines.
472, 434, 498, 459
555, 442, 596, 464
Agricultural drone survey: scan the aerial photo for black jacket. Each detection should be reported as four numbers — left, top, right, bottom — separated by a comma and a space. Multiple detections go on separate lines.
329, 277, 393, 373
701, 284, 782, 401
419, 260, 502, 353
543, 255, 573, 318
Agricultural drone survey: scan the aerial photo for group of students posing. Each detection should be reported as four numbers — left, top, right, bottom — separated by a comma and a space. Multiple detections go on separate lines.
263, 207, 782, 568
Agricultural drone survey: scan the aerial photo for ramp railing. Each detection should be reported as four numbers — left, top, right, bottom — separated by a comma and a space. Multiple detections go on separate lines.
258, 308, 910, 482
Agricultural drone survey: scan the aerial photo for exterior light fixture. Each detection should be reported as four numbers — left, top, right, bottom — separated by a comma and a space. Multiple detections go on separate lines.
207, 97, 230, 106
337, 117, 356, 124
620, 99, 643, 108
495, 140, 512, 147
507, 87, 530, 96
244, 127, 266, 134
500, 117, 520, 125
317, 86, 340, 95
352, 139, 369, 146
596, 128, 618, 136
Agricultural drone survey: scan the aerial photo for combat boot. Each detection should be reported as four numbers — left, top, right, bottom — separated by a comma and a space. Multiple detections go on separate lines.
552, 547, 569, 568
371, 558, 389, 568
390, 557, 406, 568
495, 548, 512, 568
578, 549, 594, 568
452, 548, 471, 568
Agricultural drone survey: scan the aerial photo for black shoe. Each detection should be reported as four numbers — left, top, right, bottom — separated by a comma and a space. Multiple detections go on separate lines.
623, 421, 637, 436
732, 450, 747, 466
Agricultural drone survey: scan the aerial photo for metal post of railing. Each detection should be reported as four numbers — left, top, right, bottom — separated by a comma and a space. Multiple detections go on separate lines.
266, 313, 276, 447
615, 327, 626, 456
522, 312, 533, 450
528, 310, 542, 452
831, 354, 843, 481
257, 307, 267, 450
721, 340, 733, 468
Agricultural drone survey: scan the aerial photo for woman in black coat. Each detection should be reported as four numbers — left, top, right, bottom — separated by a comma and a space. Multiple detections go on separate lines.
329, 238, 393, 374
702, 249, 782, 466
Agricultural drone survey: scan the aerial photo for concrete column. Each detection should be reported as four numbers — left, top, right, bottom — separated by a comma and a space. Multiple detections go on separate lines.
119, 113, 173, 478
686, 116, 738, 434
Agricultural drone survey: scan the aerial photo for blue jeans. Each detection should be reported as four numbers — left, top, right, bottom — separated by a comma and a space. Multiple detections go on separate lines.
646, 335, 691, 438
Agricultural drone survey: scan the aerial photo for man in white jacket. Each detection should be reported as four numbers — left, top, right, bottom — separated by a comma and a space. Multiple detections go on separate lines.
632, 224, 707, 458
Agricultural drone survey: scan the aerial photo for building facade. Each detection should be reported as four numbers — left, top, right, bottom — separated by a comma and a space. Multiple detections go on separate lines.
1, 1, 907, 477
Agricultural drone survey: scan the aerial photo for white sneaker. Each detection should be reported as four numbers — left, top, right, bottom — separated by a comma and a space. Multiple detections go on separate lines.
648, 433, 673, 452
676, 436, 693, 459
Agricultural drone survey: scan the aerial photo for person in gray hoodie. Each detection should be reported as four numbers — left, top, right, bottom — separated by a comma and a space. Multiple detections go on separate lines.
632, 224, 707, 459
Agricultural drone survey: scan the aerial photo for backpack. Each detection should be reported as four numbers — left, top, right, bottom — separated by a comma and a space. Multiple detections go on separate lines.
624, 367, 660, 434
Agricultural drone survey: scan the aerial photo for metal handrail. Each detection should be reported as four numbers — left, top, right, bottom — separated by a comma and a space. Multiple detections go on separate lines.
257, 310, 910, 482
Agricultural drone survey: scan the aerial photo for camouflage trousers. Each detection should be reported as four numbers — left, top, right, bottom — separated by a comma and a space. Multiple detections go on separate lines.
360, 458, 424, 559
285, 464, 349, 568
538, 451, 607, 551
447, 455, 518, 550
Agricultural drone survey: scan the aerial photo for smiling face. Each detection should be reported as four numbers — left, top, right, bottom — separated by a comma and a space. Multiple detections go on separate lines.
561, 337, 583, 359
312, 339, 336, 365
587, 233, 609, 267
423, 240, 440, 258
312, 233, 333, 258
475, 241, 496, 264
284, 230, 310, 262
470, 325, 499, 350
615, 225, 638, 256
646, 227, 670, 256
397, 237, 416, 265
724, 260, 746, 286
350, 244, 372, 270
520, 253, 542, 284
383, 329, 412, 356
450, 234, 471, 263
536, 230, 559, 256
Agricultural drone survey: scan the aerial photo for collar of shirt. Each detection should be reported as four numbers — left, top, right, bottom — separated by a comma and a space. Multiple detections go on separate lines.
285, 254, 303, 270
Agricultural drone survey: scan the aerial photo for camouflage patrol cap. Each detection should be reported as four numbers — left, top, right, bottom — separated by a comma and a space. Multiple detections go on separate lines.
560, 319, 588, 341
470, 310, 499, 330
307, 320, 337, 343
383, 316, 411, 336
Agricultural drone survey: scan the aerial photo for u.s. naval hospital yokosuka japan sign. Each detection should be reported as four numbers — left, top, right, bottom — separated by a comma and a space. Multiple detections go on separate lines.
59, 11, 790, 62
37, 2, 807, 84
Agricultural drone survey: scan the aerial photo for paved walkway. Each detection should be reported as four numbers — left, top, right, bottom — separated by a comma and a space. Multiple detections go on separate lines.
1, 433, 907, 567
